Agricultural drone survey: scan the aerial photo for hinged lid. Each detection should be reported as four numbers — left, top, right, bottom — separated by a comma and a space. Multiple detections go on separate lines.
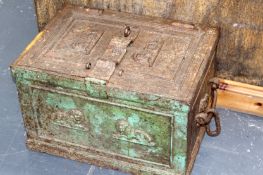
14, 6, 218, 103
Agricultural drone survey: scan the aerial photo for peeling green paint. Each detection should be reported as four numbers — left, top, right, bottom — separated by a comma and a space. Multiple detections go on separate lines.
32, 89, 171, 164
85, 77, 107, 98
171, 102, 190, 114
46, 93, 77, 110
108, 87, 187, 113
175, 113, 188, 127
174, 112, 188, 139
112, 108, 126, 120
13, 67, 193, 174
84, 103, 105, 135
174, 154, 187, 173
128, 148, 138, 158
13, 68, 86, 92
128, 114, 140, 127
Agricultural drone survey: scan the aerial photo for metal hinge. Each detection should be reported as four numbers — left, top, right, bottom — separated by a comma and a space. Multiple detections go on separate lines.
195, 78, 221, 137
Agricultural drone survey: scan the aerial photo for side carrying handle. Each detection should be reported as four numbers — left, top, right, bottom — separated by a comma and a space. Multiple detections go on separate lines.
195, 78, 221, 137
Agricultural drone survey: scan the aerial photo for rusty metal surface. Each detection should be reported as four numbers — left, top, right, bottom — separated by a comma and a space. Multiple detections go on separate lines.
11, 6, 218, 175
34, 0, 263, 86
15, 6, 218, 103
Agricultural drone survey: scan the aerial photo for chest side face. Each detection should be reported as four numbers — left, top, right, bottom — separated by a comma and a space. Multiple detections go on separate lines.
14, 69, 189, 174
31, 86, 172, 166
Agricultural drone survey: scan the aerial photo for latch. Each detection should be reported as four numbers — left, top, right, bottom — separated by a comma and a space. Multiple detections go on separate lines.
85, 25, 135, 99
195, 78, 221, 137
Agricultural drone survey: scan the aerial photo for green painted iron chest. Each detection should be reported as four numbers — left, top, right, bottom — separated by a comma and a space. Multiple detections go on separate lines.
11, 6, 218, 175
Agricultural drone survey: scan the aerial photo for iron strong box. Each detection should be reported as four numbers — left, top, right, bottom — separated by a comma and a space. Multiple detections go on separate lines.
11, 6, 218, 175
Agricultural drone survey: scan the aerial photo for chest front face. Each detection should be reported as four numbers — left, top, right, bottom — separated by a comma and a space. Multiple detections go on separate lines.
12, 6, 218, 175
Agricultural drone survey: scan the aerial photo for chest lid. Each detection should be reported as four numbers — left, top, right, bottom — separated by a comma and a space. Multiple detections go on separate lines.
14, 6, 218, 104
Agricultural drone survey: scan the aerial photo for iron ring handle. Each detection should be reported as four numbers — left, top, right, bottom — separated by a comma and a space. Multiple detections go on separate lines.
205, 109, 221, 137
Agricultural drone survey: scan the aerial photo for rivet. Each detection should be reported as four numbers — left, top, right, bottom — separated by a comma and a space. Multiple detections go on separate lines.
118, 69, 124, 76
86, 63, 92, 70
124, 25, 131, 37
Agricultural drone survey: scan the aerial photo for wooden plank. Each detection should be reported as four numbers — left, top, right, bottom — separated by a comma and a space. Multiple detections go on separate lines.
217, 79, 263, 117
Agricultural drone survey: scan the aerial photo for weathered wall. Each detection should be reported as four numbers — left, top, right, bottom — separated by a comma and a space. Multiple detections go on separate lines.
34, 0, 263, 86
